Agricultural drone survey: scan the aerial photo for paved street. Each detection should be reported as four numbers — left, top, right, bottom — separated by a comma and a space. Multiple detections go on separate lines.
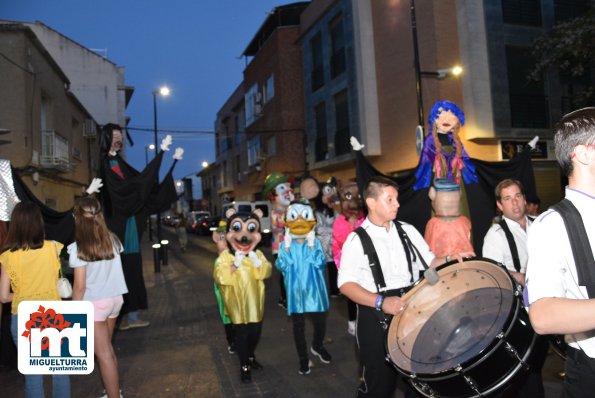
0, 227, 564, 397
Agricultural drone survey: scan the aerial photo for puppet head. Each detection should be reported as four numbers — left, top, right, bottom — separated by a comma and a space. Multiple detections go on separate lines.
428, 179, 461, 219
284, 200, 317, 238
100, 123, 125, 157
299, 177, 320, 202
428, 100, 466, 183
321, 177, 339, 210
338, 182, 364, 220
263, 172, 294, 211
225, 208, 262, 254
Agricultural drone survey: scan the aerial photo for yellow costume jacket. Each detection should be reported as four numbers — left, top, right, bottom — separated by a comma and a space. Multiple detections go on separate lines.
213, 249, 272, 324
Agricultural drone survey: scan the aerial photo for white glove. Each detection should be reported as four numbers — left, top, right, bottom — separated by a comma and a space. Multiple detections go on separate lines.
284, 230, 292, 251
173, 147, 184, 160
306, 230, 316, 248
528, 135, 539, 149
86, 178, 103, 194
234, 251, 246, 268
350, 136, 365, 151
160, 135, 173, 151
248, 251, 262, 268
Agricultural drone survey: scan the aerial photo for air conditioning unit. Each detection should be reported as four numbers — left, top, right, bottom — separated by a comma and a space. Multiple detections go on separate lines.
83, 119, 96, 138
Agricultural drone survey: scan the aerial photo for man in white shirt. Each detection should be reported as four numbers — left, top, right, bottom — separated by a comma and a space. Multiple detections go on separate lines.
526, 107, 595, 398
338, 176, 473, 397
482, 179, 547, 397
482, 179, 531, 287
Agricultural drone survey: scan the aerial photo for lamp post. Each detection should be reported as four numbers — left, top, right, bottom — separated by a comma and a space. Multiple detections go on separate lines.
145, 143, 155, 165
410, 0, 463, 130
152, 85, 170, 269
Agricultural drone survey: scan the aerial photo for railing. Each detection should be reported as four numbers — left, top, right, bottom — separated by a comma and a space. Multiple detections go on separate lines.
40, 130, 73, 171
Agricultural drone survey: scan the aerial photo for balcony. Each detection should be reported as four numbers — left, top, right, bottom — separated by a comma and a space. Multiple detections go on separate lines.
40, 130, 73, 172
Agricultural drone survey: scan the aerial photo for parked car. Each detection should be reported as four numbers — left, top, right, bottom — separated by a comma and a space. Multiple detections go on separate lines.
186, 211, 211, 235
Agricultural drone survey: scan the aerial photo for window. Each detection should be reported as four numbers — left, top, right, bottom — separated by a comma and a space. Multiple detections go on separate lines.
310, 33, 324, 92
244, 84, 260, 126
314, 102, 328, 161
247, 136, 261, 166
334, 91, 350, 156
234, 115, 244, 145
329, 15, 346, 79
554, 0, 590, 22
221, 161, 227, 188
502, 0, 542, 26
264, 75, 275, 103
506, 47, 548, 128
267, 136, 276, 157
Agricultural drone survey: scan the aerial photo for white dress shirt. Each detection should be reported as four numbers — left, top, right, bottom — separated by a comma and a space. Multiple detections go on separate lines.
526, 187, 595, 357
338, 218, 435, 293
482, 216, 532, 273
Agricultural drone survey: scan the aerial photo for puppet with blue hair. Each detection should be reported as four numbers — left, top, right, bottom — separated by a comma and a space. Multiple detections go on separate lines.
414, 100, 479, 190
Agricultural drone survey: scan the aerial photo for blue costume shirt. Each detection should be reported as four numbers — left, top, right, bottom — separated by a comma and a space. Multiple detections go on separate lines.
276, 239, 329, 315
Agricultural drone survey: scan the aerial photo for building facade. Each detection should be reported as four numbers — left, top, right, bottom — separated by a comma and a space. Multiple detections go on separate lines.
204, 2, 309, 214
299, 0, 591, 208
0, 23, 100, 210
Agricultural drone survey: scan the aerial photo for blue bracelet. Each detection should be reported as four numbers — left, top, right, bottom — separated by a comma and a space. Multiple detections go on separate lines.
374, 295, 384, 311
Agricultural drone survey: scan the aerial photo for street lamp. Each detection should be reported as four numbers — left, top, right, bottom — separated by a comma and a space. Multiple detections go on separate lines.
145, 143, 155, 165
201, 161, 209, 168
152, 85, 170, 265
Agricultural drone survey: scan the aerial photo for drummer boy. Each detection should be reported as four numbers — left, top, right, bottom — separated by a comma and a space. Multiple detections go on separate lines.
338, 176, 473, 397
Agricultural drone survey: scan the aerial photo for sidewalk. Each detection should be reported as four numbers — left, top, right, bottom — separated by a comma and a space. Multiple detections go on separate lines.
0, 229, 564, 397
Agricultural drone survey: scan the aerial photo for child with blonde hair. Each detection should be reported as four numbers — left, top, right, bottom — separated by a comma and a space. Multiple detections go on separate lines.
70, 197, 127, 398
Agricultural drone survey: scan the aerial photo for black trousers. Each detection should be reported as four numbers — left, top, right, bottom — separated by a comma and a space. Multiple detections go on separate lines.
234, 322, 262, 367
291, 312, 327, 363
356, 305, 415, 398
564, 346, 595, 398
327, 261, 339, 295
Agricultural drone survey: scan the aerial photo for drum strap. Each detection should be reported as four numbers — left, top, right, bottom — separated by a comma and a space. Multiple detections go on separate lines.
550, 199, 595, 298
498, 219, 521, 272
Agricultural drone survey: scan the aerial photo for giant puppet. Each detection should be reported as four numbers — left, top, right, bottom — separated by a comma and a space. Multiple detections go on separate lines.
99, 123, 183, 328
353, 100, 538, 253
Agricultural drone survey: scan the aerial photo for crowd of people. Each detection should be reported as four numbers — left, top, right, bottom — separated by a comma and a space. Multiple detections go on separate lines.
1, 108, 595, 398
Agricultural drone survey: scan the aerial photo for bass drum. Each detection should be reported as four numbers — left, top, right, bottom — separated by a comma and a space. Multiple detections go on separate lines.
386, 258, 536, 398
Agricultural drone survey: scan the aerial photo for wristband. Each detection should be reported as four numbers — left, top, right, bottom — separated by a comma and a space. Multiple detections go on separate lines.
374, 295, 384, 311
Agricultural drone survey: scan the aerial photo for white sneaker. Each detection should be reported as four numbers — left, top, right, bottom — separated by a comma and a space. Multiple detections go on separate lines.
347, 320, 356, 336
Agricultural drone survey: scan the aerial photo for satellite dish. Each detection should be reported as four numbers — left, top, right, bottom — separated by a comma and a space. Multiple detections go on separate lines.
415, 125, 424, 155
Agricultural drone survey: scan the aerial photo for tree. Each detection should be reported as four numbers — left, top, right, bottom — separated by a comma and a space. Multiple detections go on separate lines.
530, 10, 595, 108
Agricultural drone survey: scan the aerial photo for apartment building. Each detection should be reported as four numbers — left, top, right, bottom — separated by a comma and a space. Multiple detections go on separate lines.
300, 0, 591, 207
0, 23, 100, 210
204, 2, 309, 212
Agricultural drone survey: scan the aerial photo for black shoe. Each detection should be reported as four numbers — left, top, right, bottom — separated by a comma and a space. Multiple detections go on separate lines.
240, 365, 252, 383
310, 346, 332, 364
249, 357, 263, 370
298, 359, 312, 375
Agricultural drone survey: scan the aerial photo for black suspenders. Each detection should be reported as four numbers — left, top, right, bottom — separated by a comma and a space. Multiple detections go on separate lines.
498, 220, 521, 272
550, 199, 595, 298
354, 221, 429, 293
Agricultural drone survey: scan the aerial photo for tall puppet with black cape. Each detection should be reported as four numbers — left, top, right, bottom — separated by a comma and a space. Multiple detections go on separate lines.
353, 101, 538, 254
99, 123, 182, 328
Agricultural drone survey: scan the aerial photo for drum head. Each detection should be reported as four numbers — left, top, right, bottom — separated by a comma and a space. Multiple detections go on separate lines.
387, 259, 515, 375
